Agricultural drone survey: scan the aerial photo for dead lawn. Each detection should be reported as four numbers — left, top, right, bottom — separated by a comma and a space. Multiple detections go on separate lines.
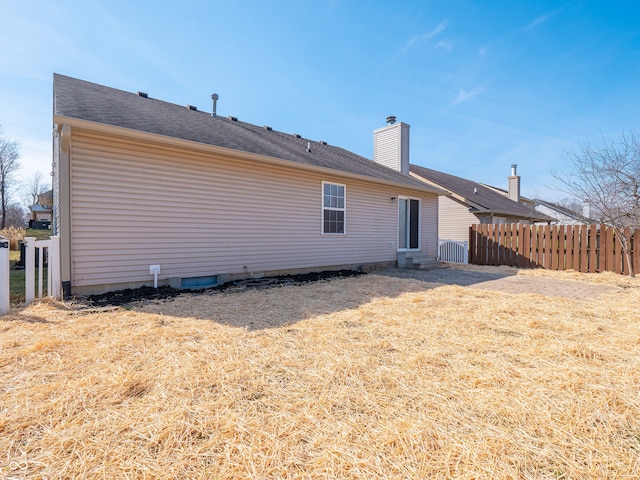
1, 266, 639, 479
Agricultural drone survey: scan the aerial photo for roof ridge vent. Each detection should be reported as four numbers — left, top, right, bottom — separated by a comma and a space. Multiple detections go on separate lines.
320, 141, 327, 145
137, 91, 148, 98
187, 105, 197, 111
264, 125, 272, 131
293, 133, 301, 138
228, 116, 238, 121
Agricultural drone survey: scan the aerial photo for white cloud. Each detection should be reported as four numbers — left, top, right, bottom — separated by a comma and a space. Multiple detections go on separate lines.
452, 87, 484, 106
436, 40, 453, 52
401, 21, 448, 53
526, 8, 562, 30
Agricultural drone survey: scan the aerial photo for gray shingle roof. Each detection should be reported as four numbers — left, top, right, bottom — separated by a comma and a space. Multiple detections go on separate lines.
410, 164, 552, 221
53, 74, 437, 192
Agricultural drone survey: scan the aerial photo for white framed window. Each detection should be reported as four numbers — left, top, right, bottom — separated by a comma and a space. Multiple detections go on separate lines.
322, 181, 345, 234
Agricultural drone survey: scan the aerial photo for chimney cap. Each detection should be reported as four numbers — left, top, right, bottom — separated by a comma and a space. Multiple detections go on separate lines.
386, 115, 397, 125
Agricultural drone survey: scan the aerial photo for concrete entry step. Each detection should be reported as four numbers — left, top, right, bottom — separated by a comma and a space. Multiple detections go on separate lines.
397, 252, 439, 270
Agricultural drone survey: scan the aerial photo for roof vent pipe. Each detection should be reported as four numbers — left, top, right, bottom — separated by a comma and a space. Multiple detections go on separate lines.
511, 164, 517, 176
211, 93, 219, 117
386, 115, 396, 125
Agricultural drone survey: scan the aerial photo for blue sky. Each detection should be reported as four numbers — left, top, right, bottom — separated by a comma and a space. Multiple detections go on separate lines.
1, 1, 639, 201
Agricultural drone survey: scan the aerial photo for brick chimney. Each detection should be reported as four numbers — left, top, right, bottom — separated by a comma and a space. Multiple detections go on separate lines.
508, 164, 520, 202
373, 116, 410, 174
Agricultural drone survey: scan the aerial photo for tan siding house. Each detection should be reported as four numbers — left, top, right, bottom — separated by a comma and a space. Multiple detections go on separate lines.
53, 75, 442, 295
438, 196, 480, 243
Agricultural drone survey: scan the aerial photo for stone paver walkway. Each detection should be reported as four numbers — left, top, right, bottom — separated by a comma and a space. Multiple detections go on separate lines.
378, 266, 621, 301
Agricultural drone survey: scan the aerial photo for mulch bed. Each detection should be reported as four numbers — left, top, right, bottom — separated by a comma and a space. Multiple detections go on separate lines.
86, 270, 363, 306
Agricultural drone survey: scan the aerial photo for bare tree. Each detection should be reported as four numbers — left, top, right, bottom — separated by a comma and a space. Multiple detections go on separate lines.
0, 127, 22, 229
3, 202, 26, 228
553, 131, 640, 276
555, 197, 588, 218
22, 170, 49, 208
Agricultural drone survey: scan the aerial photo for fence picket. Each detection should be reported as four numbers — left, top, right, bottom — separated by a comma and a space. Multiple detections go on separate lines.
0, 236, 9, 315
572, 225, 580, 271
550, 225, 558, 271
633, 229, 640, 276
509, 223, 518, 267
622, 227, 631, 275
565, 225, 574, 271
588, 225, 597, 273
487, 224, 495, 266
522, 223, 531, 268
469, 225, 477, 264
534, 225, 542, 267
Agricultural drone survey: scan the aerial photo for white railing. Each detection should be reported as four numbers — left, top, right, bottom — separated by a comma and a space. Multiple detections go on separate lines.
24, 236, 61, 305
438, 239, 469, 264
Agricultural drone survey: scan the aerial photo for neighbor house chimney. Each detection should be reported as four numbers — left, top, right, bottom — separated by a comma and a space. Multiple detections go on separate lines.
508, 164, 521, 202
373, 116, 410, 174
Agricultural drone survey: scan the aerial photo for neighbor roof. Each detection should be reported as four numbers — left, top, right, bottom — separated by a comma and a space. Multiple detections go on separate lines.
533, 198, 592, 222
53, 74, 441, 193
410, 164, 551, 221
29, 204, 52, 213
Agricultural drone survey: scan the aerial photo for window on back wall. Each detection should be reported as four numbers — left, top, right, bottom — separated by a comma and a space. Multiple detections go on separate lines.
322, 181, 345, 234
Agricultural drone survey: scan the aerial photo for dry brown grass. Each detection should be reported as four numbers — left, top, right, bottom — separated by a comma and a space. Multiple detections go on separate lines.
1, 267, 639, 479
0, 227, 25, 250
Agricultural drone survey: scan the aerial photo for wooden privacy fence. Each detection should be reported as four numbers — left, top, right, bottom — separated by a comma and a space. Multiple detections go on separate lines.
469, 224, 640, 275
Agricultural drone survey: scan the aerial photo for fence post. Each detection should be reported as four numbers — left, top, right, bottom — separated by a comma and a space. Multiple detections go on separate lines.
0, 236, 9, 315
49, 236, 61, 299
24, 237, 36, 305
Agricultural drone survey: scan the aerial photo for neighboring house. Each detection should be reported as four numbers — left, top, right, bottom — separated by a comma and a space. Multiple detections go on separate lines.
481, 166, 593, 225
28, 189, 53, 228
409, 164, 551, 243
52, 74, 443, 295
531, 199, 592, 225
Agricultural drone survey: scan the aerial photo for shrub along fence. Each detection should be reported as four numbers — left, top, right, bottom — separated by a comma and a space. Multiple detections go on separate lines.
469, 223, 640, 275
